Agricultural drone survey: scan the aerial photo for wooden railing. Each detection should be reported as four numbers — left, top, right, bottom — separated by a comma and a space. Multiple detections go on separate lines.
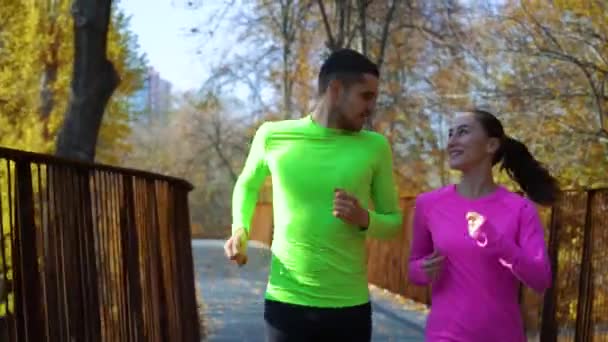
0, 147, 200, 341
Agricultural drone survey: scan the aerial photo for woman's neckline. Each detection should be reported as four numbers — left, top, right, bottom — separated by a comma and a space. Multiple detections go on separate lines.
450, 183, 506, 203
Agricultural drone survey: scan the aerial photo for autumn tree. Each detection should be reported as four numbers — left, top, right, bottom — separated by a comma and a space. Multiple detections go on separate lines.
123, 91, 251, 236
195, 0, 321, 120
465, 0, 608, 188
96, 8, 148, 164
0, 1, 48, 150
0, 0, 146, 162
0, 0, 146, 330
55, 0, 119, 161
176, 0, 607, 239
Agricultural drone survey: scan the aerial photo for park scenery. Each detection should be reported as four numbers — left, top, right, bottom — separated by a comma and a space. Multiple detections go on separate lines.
0, 0, 606, 341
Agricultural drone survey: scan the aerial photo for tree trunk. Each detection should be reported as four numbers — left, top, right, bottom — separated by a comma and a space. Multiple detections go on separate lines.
55, 0, 119, 162
281, 1, 294, 119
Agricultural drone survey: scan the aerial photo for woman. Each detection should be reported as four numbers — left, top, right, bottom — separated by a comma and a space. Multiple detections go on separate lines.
408, 109, 557, 341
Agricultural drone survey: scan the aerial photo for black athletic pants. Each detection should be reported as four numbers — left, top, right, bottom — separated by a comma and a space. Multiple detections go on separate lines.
264, 299, 372, 342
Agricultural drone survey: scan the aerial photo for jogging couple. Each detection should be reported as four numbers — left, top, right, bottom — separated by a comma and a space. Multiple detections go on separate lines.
224, 49, 556, 342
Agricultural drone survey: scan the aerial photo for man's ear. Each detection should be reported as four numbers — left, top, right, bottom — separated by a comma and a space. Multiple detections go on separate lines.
328, 78, 342, 102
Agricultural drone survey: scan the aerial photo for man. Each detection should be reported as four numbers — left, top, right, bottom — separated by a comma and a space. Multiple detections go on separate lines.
224, 48, 403, 341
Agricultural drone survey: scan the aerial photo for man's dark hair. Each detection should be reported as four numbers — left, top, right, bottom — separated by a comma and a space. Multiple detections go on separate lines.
317, 49, 379, 96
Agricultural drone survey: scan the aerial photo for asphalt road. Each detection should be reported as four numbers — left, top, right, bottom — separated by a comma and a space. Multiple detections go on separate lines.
193, 239, 426, 342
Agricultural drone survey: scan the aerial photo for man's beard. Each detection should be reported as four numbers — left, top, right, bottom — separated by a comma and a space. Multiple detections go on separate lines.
334, 110, 364, 132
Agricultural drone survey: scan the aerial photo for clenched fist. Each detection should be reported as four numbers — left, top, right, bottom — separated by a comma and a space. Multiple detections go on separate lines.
333, 189, 370, 229
224, 228, 248, 266
422, 250, 445, 282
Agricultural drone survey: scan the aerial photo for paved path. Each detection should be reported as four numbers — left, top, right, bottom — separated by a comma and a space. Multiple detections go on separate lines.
193, 239, 426, 341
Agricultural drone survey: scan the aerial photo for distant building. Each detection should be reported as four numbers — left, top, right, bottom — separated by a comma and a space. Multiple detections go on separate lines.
131, 66, 172, 123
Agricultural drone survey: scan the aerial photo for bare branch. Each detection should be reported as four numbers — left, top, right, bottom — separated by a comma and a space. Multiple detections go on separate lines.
357, 0, 367, 53
317, 0, 336, 50
376, 0, 397, 69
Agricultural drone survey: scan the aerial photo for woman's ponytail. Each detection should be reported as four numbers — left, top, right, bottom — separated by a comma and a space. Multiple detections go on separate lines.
499, 136, 559, 206
471, 109, 560, 206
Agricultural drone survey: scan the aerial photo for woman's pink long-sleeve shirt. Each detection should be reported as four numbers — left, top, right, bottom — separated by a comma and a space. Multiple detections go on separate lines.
408, 185, 552, 341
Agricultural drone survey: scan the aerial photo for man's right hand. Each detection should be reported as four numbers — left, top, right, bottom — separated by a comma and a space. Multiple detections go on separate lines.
224, 228, 248, 266
422, 250, 445, 281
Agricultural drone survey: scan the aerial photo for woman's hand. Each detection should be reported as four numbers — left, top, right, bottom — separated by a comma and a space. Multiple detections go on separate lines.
422, 250, 445, 281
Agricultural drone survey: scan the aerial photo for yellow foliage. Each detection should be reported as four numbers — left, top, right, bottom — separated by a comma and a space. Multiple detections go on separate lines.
0, 0, 147, 318
0, 0, 146, 161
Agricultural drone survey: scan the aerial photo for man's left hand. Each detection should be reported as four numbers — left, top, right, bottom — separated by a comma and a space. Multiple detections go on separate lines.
333, 189, 369, 229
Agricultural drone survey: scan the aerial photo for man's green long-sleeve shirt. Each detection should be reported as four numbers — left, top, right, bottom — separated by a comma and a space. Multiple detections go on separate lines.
232, 115, 402, 308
